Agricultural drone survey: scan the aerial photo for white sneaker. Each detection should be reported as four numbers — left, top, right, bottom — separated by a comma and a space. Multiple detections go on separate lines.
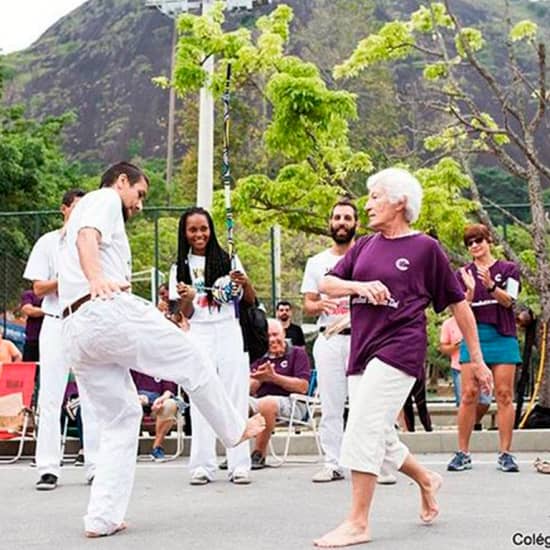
230, 468, 251, 485
377, 472, 397, 485
312, 465, 345, 483
190, 468, 211, 486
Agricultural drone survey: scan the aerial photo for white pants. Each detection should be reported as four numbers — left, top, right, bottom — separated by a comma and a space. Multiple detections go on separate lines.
36, 315, 99, 481
62, 293, 245, 535
313, 334, 349, 470
341, 357, 415, 474
189, 319, 250, 478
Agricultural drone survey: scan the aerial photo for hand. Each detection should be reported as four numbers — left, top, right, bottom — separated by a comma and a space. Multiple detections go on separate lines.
151, 396, 165, 413
230, 269, 249, 288
354, 280, 391, 305
472, 360, 493, 395
89, 277, 130, 300
176, 282, 196, 302
476, 265, 493, 289
317, 298, 340, 315
250, 362, 276, 382
459, 268, 476, 292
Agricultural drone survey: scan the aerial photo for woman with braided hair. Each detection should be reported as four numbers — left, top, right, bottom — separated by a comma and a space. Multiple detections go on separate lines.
176, 206, 256, 485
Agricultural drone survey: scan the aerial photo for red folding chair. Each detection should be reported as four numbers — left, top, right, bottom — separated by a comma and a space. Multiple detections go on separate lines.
0, 362, 37, 464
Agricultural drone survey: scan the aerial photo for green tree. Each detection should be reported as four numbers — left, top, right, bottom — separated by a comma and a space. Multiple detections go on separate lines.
335, 1, 550, 407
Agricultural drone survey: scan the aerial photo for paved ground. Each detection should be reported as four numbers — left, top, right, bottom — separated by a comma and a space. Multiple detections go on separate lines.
1, 453, 548, 550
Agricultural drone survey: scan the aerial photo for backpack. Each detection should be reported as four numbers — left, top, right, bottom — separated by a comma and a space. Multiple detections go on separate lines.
239, 299, 268, 363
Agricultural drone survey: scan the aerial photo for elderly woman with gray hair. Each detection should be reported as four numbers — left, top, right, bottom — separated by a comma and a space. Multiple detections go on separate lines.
314, 168, 493, 548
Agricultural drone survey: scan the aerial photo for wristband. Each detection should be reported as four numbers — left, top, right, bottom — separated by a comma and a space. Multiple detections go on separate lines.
487, 282, 497, 293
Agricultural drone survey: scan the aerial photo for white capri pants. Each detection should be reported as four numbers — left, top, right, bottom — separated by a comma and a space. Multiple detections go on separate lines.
62, 293, 245, 535
36, 315, 99, 481
340, 357, 415, 475
188, 318, 250, 479
313, 333, 349, 470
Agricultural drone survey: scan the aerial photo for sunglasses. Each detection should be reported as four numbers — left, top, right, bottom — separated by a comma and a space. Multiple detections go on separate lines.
466, 237, 485, 247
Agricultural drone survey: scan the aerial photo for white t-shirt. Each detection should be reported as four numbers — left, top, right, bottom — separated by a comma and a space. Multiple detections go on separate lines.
187, 253, 243, 324
23, 229, 64, 316
300, 248, 350, 327
58, 188, 131, 309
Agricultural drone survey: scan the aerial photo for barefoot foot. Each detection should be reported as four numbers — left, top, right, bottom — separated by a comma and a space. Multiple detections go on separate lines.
85, 522, 127, 538
313, 521, 371, 548
238, 413, 266, 444
420, 471, 442, 524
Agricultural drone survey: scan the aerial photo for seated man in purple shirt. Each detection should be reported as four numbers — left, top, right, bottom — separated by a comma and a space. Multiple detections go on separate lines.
248, 319, 311, 469
130, 371, 179, 462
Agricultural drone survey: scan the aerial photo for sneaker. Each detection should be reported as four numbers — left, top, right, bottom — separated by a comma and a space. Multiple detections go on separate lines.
377, 472, 397, 485
36, 473, 58, 491
150, 446, 166, 463
190, 468, 211, 486
219, 459, 228, 470
74, 454, 85, 467
250, 450, 266, 470
498, 452, 519, 472
230, 469, 251, 485
312, 466, 345, 483
447, 451, 472, 471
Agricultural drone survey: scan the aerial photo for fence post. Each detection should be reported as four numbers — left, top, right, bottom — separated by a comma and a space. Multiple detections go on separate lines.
154, 212, 160, 305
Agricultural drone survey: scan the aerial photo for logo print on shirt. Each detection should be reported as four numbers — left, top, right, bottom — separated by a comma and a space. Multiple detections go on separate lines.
395, 258, 410, 272
495, 273, 502, 282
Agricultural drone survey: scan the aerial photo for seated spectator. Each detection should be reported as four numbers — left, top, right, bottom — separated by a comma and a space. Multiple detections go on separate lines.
130, 371, 179, 462
275, 300, 306, 347
0, 333, 22, 364
248, 319, 311, 469
60, 371, 85, 465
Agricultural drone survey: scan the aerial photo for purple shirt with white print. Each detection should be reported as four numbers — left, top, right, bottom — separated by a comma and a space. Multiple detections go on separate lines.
458, 260, 519, 337
328, 233, 465, 379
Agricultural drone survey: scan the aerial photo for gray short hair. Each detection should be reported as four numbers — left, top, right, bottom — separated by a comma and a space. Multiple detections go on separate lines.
267, 318, 284, 334
366, 168, 423, 223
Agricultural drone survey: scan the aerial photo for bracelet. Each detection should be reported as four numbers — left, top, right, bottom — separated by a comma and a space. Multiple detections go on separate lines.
487, 282, 497, 293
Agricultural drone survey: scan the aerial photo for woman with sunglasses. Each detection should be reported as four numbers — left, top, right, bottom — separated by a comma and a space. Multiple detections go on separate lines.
176, 207, 256, 485
448, 223, 521, 473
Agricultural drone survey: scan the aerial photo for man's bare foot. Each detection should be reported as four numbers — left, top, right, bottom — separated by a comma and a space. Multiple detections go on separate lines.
419, 471, 442, 524
313, 521, 371, 548
237, 413, 266, 444
85, 522, 127, 538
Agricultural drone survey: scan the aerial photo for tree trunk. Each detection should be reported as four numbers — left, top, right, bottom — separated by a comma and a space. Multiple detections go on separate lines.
526, 149, 550, 407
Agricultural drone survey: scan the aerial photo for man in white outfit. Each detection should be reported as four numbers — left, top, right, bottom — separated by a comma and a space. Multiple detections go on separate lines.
57, 162, 265, 538
301, 200, 358, 483
24, 189, 99, 490
301, 201, 398, 484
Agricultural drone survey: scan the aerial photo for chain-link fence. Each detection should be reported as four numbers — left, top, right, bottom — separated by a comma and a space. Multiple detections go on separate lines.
0, 207, 283, 338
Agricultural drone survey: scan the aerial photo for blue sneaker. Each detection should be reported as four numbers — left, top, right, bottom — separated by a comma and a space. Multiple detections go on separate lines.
497, 452, 519, 472
150, 446, 166, 463
447, 451, 472, 471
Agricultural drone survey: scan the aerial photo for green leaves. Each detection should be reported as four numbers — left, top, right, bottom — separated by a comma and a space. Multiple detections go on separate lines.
333, 21, 414, 79
455, 27, 485, 57
509, 20, 538, 43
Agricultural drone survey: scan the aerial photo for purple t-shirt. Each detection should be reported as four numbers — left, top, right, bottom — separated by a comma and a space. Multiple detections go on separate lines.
20, 290, 43, 342
130, 371, 178, 396
251, 346, 311, 398
329, 233, 465, 379
458, 260, 519, 337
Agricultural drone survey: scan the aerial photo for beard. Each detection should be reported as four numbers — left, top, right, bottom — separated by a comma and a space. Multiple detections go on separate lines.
331, 224, 356, 244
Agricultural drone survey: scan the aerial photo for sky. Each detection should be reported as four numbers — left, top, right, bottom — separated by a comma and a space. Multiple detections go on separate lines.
0, 0, 88, 54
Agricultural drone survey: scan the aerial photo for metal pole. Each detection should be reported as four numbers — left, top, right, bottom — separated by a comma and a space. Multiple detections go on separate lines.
196, 0, 215, 209
165, 18, 178, 206
154, 212, 160, 303
270, 224, 281, 313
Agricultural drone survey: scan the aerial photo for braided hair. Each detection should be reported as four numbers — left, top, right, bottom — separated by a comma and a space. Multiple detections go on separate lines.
176, 207, 231, 308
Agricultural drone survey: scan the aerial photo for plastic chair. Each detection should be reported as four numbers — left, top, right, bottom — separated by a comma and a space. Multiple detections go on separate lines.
0, 362, 37, 463
269, 369, 323, 466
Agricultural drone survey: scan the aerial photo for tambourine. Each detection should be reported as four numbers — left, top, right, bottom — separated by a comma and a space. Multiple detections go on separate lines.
211, 275, 243, 305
